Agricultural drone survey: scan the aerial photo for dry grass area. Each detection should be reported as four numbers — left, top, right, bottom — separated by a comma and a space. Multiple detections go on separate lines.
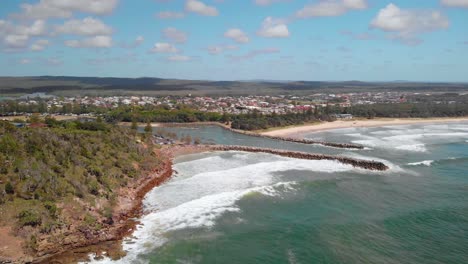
0, 226, 27, 261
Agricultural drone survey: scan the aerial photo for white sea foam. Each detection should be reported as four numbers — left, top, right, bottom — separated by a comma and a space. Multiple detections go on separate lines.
351, 129, 468, 152
143, 157, 353, 212
407, 160, 434, 166
83, 182, 298, 264
395, 144, 427, 152
85, 152, 355, 263
451, 126, 468, 131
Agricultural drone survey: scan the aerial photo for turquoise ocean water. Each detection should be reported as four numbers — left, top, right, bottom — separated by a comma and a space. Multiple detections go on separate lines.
90, 122, 468, 264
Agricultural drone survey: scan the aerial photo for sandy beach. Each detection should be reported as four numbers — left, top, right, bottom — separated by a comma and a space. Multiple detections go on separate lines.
261, 117, 468, 137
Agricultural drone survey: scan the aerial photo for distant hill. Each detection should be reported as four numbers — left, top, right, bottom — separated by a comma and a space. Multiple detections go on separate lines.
1, 76, 467, 97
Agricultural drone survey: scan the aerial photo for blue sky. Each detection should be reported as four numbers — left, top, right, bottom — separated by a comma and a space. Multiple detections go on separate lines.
0, 0, 467, 81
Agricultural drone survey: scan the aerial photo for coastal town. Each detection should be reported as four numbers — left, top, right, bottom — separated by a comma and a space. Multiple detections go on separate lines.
0, 91, 446, 117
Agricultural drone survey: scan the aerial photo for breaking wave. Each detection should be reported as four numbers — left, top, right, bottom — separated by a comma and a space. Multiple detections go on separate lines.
407, 160, 434, 166
347, 127, 468, 153
82, 152, 356, 263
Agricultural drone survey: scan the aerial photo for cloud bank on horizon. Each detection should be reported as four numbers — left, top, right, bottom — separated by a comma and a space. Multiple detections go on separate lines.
0, 0, 467, 81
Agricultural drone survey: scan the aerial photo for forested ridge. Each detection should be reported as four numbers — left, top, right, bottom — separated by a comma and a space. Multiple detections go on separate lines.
0, 120, 161, 254
105, 105, 225, 123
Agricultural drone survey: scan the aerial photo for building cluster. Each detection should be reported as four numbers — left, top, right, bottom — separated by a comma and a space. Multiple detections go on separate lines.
5, 91, 413, 116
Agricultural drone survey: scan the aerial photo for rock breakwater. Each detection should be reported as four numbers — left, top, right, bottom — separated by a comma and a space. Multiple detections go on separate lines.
229, 129, 364, 149
207, 145, 388, 171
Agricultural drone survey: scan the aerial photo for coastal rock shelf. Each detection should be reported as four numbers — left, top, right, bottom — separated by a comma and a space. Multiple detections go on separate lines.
207, 145, 388, 171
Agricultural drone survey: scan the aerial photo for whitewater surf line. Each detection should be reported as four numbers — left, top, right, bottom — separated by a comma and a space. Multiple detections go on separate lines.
46, 142, 385, 262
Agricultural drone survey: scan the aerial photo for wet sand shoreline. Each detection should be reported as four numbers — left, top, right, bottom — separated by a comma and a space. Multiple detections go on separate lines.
259, 117, 468, 137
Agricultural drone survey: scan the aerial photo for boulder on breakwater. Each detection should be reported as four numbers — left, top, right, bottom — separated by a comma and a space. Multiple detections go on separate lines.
208, 145, 388, 171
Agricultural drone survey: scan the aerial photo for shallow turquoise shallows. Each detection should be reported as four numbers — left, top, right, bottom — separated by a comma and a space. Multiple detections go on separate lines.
95, 122, 468, 264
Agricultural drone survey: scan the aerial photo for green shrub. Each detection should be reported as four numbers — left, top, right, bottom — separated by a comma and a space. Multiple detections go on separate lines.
5, 181, 14, 194
44, 201, 57, 217
88, 180, 99, 195
27, 234, 38, 252
17, 209, 42, 227
40, 220, 59, 234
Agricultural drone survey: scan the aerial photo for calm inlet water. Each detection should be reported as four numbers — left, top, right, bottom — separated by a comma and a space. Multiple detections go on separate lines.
90, 123, 468, 264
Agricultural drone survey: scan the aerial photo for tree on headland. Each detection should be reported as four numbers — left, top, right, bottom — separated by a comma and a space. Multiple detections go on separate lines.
5, 182, 14, 194
131, 118, 138, 131
28, 113, 42, 124
221, 111, 230, 124
144, 120, 152, 134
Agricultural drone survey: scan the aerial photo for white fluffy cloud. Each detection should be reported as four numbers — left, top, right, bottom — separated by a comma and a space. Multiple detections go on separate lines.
228, 48, 280, 62
43, 57, 63, 66
441, 0, 468, 7
254, 0, 290, 6
224, 28, 249, 43
19, 58, 31, 64
207, 44, 238, 55
0, 19, 47, 50
156, 11, 186, 19
121, 36, 144, 48
167, 55, 192, 61
163, 27, 188, 43
150, 42, 179, 53
65, 35, 112, 48
0, 20, 47, 37
30, 39, 50, 51
185, 0, 219, 16
55, 17, 112, 36
24, 20, 48, 36
296, 0, 367, 18
135, 36, 144, 46
257, 17, 289, 38
371, 4, 449, 45
4, 34, 29, 48
14, 0, 119, 19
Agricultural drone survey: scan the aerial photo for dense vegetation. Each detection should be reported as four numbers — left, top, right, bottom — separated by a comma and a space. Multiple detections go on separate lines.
105, 105, 226, 123
0, 119, 161, 252
230, 109, 333, 131
0, 100, 107, 116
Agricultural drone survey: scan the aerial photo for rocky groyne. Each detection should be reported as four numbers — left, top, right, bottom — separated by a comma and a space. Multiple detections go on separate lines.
226, 129, 364, 149
207, 145, 388, 171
